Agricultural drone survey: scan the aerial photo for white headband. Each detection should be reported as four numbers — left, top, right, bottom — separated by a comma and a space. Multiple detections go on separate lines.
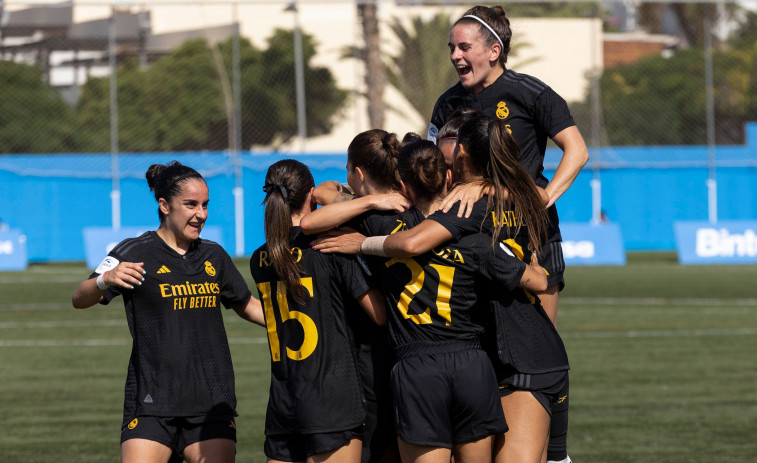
463, 15, 504, 51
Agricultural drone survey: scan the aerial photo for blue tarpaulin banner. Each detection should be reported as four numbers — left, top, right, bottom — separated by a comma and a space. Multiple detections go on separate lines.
0, 229, 28, 271
560, 223, 626, 266
674, 221, 757, 265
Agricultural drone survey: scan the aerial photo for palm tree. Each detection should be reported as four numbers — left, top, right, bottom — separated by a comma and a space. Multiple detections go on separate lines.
358, 2, 385, 129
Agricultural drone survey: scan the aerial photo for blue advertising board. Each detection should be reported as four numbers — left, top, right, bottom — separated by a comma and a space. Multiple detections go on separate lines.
0, 229, 28, 271
674, 221, 757, 265
83, 226, 223, 269
560, 223, 626, 266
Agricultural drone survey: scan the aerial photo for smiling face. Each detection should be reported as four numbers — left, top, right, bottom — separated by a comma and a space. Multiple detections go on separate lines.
449, 23, 503, 95
158, 178, 209, 247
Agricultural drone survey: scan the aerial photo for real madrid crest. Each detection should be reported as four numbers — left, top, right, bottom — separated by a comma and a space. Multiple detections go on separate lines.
204, 261, 216, 276
496, 101, 509, 120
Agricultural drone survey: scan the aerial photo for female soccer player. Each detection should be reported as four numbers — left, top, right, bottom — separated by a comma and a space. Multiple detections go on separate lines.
308, 138, 553, 463
303, 129, 409, 463
429, 9, 588, 460
429, 5, 589, 328
72, 161, 264, 463
249, 159, 386, 463
315, 116, 570, 463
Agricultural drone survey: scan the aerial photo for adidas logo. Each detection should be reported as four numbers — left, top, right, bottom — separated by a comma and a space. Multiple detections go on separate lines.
157, 265, 171, 274
144, 394, 153, 403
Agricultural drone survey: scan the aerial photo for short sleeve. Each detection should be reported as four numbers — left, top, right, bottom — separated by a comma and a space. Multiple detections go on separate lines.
88, 250, 125, 305
478, 241, 527, 291
427, 198, 490, 240
332, 254, 371, 301
218, 251, 252, 309
535, 87, 575, 139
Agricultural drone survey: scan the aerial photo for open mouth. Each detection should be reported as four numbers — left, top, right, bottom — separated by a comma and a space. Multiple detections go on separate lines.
456, 64, 472, 77
188, 222, 203, 232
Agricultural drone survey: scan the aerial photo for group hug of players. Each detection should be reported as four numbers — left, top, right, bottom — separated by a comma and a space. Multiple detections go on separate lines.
73, 5, 589, 463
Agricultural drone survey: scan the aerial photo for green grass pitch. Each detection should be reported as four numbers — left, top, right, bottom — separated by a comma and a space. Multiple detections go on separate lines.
1, 253, 756, 462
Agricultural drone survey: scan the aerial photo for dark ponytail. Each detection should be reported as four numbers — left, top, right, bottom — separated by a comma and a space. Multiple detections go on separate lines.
145, 161, 205, 222
262, 159, 315, 305
397, 140, 447, 205
347, 129, 402, 191
458, 116, 548, 252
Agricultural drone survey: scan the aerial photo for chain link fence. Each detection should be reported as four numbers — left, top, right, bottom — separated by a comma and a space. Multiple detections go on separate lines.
2, 1, 756, 156
1, 0, 757, 258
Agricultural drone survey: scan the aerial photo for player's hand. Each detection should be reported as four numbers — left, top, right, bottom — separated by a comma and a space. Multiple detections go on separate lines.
311, 228, 366, 254
439, 181, 493, 218
530, 252, 547, 276
102, 262, 145, 290
373, 193, 412, 213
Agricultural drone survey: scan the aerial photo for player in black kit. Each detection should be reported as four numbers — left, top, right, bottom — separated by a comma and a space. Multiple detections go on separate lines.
309, 139, 552, 463
314, 117, 567, 463
429, 5, 589, 324
428, 7, 589, 462
303, 129, 410, 463
72, 161, 265, 463
250, 159, 386, 463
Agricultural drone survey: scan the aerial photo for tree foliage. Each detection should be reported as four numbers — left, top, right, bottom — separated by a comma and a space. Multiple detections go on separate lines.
571, 19, 757, 146
0, 62, 77, 153
384, 14, 459, 124
3, 29, 347, 154
77, 31, 346, 152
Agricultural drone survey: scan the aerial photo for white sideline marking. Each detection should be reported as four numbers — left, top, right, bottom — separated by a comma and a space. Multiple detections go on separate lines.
561, 327, 757, 339
0, 319, 125, 329
560, 297, 757, 307
0, 337, 270, 347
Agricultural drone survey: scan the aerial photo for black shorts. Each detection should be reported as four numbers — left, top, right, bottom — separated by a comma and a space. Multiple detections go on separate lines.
497, 366, 569, 416
264, 426, 363, 461
356, 339, 397, 462
392, 345, 508, 448
120, 415, 236, 455
540, 241, 566, 291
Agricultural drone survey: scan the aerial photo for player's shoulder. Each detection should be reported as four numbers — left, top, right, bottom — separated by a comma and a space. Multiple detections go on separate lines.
431, 83, 468, 118
437, 81, 466, 101
499, 69, 551, 96
109, 231, 155, 258
196, 237, 227, 255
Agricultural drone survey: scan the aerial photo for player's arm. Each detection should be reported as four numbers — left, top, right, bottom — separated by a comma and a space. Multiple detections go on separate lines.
545, 125, 589, 207
300, 193, 410, 235
312, 180, 355, 206
72, 261, 145, 309
312, 219, 453, 258
519, 253, 548, 292
356, 288, 387, 326
232, 295, 265, 327
380, 220, 453, 257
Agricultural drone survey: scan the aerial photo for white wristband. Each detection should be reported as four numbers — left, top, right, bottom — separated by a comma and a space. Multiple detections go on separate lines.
96, 272, 109, 291
360, 236, 388, 256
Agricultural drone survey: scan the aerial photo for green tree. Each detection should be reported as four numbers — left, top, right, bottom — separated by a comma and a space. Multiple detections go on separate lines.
384, 14, 459, 124
75, 31, 347, 152
0, 62, 78, 153
571, 25, 757, 146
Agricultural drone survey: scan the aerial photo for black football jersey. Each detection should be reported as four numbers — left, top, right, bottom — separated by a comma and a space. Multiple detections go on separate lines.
90, 231, 251, 423
429, 199, 569, 373
429, 70, 576, 243
249, 227, 371, 435
358, 208, 524, 350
